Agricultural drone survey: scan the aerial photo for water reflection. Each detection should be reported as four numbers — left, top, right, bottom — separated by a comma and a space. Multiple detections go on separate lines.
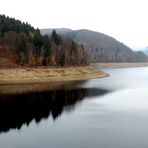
0, 87, 110, 134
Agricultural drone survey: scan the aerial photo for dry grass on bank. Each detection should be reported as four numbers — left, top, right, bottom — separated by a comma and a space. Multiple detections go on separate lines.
0, 66, 108, 85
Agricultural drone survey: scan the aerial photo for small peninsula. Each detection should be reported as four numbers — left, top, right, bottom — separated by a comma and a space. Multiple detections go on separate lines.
0, 15, 107, 84
0, 66, 108, 85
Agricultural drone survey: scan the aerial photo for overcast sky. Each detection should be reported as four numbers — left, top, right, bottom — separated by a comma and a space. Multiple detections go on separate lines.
0, 0, 148, 50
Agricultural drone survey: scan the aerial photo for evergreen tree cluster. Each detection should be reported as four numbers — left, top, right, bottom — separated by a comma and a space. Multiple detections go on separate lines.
0, 15, 35, 35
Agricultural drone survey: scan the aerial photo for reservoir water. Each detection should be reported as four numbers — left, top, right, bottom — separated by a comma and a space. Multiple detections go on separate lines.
0, 67, 148, 148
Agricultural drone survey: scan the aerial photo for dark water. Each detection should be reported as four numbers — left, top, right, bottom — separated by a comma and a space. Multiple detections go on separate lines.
0, 67, 148, 148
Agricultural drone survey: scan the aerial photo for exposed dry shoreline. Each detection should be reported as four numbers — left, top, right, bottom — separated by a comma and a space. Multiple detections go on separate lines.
0, 66, 108, 85
0, 62, 147, 85
91, 62, 148, 68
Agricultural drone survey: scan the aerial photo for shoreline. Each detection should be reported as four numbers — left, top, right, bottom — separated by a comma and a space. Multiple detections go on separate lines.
0, 66, 108, 85
91, 62, 148, 68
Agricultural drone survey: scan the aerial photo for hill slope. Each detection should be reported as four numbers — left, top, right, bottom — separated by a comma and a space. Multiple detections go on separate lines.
65, 30, 148, 62
41, 28, 148, 62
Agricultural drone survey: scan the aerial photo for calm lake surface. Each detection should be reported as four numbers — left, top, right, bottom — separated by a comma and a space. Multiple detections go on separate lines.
0, 67, 148, 148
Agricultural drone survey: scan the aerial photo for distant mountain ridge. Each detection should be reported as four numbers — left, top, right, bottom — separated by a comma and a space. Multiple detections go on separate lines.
40, 28, 72, 35
40, 28, 148, 62
140, 48, 148, 56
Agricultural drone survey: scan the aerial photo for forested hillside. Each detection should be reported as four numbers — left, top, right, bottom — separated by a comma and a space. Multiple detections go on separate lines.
0, 15, 88, 67
65, 30, 148, 62
41, 28, 148, 62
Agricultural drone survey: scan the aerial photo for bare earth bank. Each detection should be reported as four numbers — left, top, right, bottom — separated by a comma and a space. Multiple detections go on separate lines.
0, 66, 108, 85
91, 63, 148, 68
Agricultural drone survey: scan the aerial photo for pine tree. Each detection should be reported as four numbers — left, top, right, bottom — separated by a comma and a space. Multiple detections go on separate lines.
43, 35, 51, 65
51, 30, 61, 45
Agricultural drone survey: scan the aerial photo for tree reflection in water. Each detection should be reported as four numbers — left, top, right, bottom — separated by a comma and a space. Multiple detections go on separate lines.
0, 87, 110, 134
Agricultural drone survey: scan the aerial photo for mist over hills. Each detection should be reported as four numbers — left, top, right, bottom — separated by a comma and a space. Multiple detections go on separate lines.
139, 48, 148, 56
40, 28, 148, 62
